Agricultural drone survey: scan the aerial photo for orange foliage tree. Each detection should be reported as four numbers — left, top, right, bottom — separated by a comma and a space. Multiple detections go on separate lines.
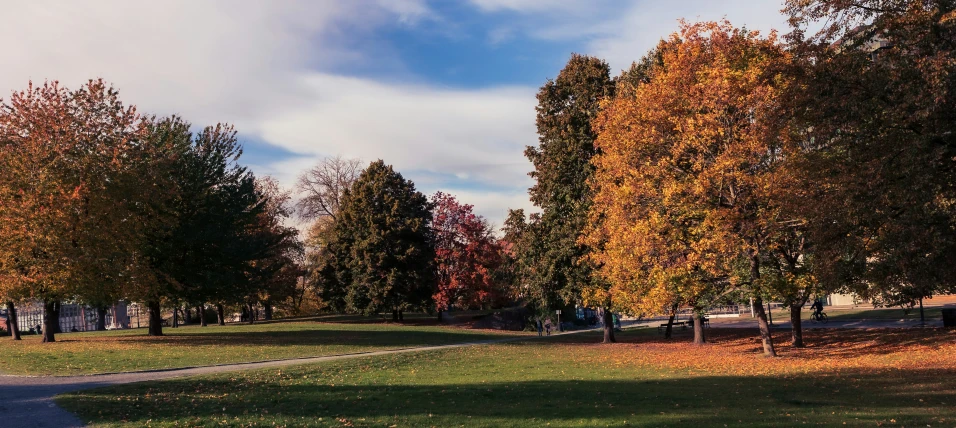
0, 80, 149, 342
586, 21, 795, 356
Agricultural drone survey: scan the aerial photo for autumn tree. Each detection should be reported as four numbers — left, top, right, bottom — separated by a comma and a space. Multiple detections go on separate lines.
522, 53, 616, 342
431, 192, 503, 319
587, 22, 794, 355
783, 0, 956, 321
318, 160, 435, 320
0, 80, 149, 343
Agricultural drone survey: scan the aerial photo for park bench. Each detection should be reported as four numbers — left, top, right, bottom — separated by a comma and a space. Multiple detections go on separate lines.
658, 320, 688, 333
657, 317, 710, 333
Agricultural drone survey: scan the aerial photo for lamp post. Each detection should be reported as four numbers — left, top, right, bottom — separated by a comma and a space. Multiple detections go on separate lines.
556, 309, 562, 332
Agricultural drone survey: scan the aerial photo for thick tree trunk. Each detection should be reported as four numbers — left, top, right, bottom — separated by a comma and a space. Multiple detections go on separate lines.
790, 303, 805, 348
172, 304, 179, 328
398, 310, 404, 322
750, 255, 777, 357
263, 302, 273, 321
42, 300, 57, 343
199, 305, 207, 327
392, 309, 399, 322
183, 306, 193, 325
692, 313, 706, 344
753, 296, 777, 357
602, 307, 616, 343
96, 307, 108, 331
216, 304, 225, 326
50, 301, 62, 334
147, 300, 163, 336
664, 303, 678, 339
6, 301, 21, 340
247, 304, 255, 324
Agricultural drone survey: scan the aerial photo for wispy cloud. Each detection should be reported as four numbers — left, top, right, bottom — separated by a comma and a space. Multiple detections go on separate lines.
1, 1, 792, 227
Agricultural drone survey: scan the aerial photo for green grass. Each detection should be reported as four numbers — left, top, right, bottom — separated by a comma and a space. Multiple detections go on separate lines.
57, 328, 956, 427
0, 321, 522, 376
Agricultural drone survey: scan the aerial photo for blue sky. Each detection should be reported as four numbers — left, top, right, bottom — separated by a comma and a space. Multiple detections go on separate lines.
1, 0, 789, 226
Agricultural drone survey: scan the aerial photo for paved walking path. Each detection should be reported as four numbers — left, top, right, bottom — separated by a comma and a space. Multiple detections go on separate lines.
1, 318, 943, 427
0, 329, 599, 428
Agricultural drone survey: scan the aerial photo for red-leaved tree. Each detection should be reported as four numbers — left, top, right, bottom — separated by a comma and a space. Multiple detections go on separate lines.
431, 192, 502, 318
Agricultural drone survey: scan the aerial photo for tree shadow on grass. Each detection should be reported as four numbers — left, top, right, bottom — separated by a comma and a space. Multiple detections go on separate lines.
56, 367, 956, 427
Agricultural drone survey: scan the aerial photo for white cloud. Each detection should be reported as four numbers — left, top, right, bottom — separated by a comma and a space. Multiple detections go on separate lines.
465, 0, 789, 73
0, 0, 537, 226
0, 1, 791, 228
586, 1, 789, 72
253, 74, 536, 189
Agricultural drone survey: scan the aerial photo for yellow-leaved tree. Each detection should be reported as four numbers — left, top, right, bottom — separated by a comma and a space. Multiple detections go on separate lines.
585, 21, 794, 356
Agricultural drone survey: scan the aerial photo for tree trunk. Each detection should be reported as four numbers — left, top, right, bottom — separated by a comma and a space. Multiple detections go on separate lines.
6, 301, 21, 340
398, 310, 404, 321
392, 309, 399, 322
750, 254, 777, 357
96, 306, 108, 331
147, 300, 163, 336
692, 313, 706, 344
247, 304, 255, 324
753, 296, 777, 357
42, 300, 57, 343
50, 301, 62, 334
199, 305, 207, 327
664, 303, 678, 339
602, 307, 616, 343
790, 303, 805, 348
216, 304, 225, 326
919, 297, 925, 326
263, 302, 273, 321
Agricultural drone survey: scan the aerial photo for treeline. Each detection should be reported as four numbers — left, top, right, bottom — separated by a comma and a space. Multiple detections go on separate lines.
506, 0, 956, 354
295, 158, 510, 321
0, 81, 302, 342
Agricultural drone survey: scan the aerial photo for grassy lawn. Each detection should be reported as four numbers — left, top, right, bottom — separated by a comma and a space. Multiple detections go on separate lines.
0, 321, 522, 376
58, 327, 956, 427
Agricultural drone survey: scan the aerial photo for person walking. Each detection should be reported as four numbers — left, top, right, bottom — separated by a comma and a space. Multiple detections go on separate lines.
544, 318, 552, 336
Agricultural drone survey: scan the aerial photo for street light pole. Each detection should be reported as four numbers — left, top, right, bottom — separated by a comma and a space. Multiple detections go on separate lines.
556, 309, 562, 332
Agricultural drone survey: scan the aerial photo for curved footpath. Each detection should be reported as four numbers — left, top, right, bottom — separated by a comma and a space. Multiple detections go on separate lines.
0, 319, 942, 427
0, 330, 595, 428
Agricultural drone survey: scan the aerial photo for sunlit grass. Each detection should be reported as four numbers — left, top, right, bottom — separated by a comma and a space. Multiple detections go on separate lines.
58, 328, 956, 427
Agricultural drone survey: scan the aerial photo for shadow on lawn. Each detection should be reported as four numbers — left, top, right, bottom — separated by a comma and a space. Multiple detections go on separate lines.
58, 367, 956, 426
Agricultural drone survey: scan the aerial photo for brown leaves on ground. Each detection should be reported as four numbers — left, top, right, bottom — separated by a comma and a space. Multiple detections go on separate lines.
572, 328, 956, 377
